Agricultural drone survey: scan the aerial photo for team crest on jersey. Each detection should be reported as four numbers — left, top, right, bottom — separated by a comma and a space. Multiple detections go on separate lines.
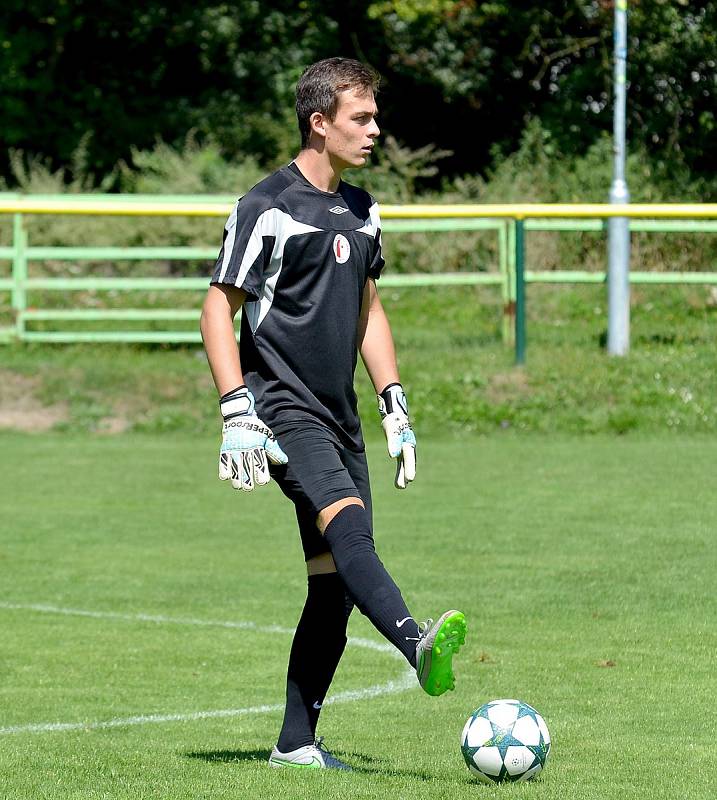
333, 234, 351, 264
329, 205, 349, 215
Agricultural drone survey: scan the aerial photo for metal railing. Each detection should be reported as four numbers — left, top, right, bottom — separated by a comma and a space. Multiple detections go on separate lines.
1, 196, 716, 360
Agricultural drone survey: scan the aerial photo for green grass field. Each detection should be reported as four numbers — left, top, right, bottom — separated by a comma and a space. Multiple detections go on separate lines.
1, 432, 715, 799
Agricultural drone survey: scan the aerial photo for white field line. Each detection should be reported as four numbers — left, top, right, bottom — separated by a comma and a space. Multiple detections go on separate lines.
0, 673, 416, 736
0, 601, 396, 654
0, 601, 415, 736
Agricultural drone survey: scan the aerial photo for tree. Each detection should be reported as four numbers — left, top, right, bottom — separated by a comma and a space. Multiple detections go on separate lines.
1, 0, 714, 186
368, 0, 716, 180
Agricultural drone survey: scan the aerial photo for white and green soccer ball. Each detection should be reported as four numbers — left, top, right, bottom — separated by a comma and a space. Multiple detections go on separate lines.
461, 699, 551, 784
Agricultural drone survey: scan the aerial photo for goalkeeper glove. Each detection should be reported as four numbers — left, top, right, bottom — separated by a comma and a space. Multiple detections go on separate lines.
218, 385, 288, 492
378, 382, 416, 490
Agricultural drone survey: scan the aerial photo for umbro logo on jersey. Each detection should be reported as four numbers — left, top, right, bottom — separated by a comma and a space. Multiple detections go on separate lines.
333, 234, 351, 264
329, 205, 349, 215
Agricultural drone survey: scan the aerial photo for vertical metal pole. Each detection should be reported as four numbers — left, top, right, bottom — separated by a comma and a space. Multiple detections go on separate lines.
608, 0, 630, 355
12, 213, 27, 341
514, 218, 526, 365
499, 220, 513, 345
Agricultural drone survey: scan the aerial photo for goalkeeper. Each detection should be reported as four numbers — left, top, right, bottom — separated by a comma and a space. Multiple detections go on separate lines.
200, 57, 466, 771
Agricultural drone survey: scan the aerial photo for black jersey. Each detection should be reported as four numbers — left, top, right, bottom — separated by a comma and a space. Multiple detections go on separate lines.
210, 162, 385, 451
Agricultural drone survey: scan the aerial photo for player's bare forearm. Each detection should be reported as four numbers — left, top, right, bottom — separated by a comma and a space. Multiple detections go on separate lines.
358, 279, 400, 393
200, 284, 246, 396
202, 283, 288, 491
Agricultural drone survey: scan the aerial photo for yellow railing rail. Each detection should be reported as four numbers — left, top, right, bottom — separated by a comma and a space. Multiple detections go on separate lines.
0, 199, 716, 219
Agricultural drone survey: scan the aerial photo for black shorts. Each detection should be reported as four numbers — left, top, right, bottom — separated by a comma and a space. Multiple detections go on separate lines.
268, 419, 373, 561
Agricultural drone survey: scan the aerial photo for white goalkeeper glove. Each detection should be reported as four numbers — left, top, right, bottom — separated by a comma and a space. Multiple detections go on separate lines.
218, 385, 288, 492
378, 382, 417, 490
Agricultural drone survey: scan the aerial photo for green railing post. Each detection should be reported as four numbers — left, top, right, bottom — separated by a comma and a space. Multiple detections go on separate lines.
498, 219, 512, 345
514, 218, 526, 364
507, 219, 517, 348
11, 214, 28, 341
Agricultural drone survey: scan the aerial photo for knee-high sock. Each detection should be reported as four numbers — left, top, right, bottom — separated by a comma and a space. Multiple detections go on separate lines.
324, 504, 420, 665
276, 572, 352, 752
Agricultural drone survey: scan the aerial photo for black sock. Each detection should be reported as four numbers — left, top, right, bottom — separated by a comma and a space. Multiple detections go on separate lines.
324, 504, 420, 666
276, 572, 352, 752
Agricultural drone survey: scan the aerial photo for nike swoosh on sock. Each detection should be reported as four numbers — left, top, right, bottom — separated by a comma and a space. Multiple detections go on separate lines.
395, 616, 414, 628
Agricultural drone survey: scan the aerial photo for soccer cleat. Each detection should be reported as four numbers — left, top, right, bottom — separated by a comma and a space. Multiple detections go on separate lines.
268, 737, 352, 771
415, 610, 466, 696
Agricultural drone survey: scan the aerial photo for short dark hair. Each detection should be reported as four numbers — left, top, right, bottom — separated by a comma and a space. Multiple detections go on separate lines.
296, 58, 380, 149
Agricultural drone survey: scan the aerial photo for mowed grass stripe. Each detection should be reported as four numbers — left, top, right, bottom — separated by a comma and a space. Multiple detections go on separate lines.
0, 432, 715, 800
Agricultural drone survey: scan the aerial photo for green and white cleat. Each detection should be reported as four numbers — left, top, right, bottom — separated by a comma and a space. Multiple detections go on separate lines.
415, 610, 466, 696
268, 737, 352, 770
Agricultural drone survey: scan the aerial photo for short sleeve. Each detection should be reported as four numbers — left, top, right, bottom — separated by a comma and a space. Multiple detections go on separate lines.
210, 194, 276, 301
367, 201, 385, 280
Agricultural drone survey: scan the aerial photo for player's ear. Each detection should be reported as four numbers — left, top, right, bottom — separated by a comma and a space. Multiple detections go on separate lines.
309, 111, 327, 140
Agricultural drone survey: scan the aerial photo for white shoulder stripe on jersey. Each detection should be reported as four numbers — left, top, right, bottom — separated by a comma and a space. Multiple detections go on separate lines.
356, 201, 382, 242
217, 206, 315, 288
219, 204, 264, 287
243, 209, 321, 334
217, 203, 239, 283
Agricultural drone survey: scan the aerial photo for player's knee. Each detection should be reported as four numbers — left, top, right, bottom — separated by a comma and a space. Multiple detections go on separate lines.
306, 552, 337, 575
316, 496, 364, 534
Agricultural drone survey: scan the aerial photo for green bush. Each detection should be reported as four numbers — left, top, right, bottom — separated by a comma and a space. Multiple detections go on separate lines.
117, 134, 265, 195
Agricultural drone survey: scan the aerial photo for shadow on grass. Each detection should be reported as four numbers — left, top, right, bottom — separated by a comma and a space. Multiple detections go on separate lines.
184, 749, 434, 780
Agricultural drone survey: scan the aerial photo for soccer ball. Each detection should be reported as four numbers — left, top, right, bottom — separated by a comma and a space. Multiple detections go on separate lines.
461, 699, 551, 784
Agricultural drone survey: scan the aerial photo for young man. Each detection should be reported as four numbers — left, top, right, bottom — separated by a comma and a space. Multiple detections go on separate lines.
200, 57, 466, 770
